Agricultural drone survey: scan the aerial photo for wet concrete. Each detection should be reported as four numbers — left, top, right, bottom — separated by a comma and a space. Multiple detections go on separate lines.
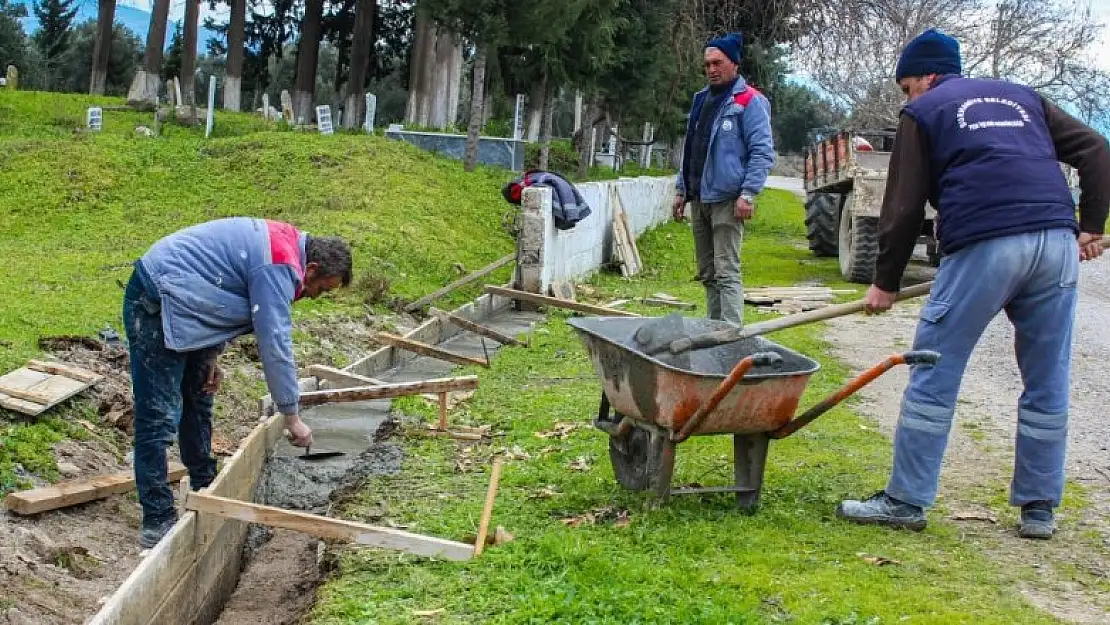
212, 307, 540, 625
271, 310, 541, 462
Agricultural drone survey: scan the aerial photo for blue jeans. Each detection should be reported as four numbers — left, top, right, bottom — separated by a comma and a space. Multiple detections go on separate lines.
885, 228, 1078, 509
123, 269, 219, 529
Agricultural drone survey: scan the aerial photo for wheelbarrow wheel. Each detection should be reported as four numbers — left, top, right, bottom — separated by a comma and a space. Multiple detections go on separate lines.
609, 425, 667, 492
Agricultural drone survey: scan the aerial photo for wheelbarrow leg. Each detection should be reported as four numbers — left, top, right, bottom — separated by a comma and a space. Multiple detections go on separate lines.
734, 434, 769, 513
652, 438, 677, 502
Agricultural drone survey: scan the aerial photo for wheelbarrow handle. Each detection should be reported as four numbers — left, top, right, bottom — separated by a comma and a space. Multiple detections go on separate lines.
672, 351, 783, 443
768, 350, 941, 439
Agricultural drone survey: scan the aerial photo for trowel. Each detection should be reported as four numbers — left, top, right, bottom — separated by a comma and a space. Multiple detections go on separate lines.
297, 445, 346, 461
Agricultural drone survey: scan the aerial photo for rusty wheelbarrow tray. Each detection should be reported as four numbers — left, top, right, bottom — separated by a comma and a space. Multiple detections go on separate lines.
567, 316, 939, 511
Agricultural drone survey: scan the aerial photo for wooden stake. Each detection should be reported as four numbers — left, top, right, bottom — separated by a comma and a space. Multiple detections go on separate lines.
297, 376, 480, 408
404, 253, 516, 313
438, 392, 448, 430
473, 457, 503, 557
306, 364, 387, 387
185, 492, 474, 561
429, 307, 526, 346
485, 286, 640, 318
6, 463, 187, 515
373, 332, 491, 369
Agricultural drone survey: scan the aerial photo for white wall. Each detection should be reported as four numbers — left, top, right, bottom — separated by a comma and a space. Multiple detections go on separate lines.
536, 176, 675, 290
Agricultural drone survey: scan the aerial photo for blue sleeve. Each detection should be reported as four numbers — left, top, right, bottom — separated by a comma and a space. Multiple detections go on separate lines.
741, 95, 776, 194
247, 265, 301, 415
675, 94, 697, 197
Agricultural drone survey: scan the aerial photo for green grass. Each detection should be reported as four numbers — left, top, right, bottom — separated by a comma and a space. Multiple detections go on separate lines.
0, 90, 532, 490
308, 191, 1058, 624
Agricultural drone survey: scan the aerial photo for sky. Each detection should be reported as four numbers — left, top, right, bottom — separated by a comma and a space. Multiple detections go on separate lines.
1094, 0, 1110, 70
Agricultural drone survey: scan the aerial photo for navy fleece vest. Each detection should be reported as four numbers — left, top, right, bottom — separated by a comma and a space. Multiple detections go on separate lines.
904, 76, 1076, 254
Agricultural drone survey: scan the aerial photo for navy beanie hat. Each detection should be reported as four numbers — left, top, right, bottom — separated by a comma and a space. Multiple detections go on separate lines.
707, 32, 743, 65
896, 28, 961, 81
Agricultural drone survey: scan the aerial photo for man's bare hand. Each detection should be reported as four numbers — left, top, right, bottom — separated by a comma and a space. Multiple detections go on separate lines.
864, 285, 898, 314
283, 414, 314, 448
202, 361, 223, 394
1078, 232, 1104, 262
735, 197, 754, 221
672, 195, 686, 222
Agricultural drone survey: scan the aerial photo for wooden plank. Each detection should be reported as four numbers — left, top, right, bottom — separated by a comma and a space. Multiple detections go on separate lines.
0, 393, 43, 414
429, 307, 526, 347
610, 212, 634, 277
298, 377, 481, 407
0, 384, 53, 404
26, 359, 103, 384
307, 364, 388, 387
186, 492, 475, 561
485, 286, 641, 318
404, 253, 516, 313
5, 463, 187, 515
473, 458, 503, 557
372, 332, 490, 369
618, 203, 643, 271
86, 512, 199, 625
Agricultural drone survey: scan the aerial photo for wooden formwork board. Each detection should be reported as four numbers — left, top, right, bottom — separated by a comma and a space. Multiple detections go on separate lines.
89, 293, 519, 625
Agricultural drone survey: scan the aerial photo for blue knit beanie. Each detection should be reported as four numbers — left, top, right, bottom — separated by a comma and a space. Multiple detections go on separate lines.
896, 28, 961, 81
707, 32, 743, 65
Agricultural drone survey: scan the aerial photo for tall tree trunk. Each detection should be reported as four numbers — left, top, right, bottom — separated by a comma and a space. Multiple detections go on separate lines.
181, 0, 199, 106
429, 33, 461, 129
343, 0, 375, 129
293, 0, 324, 123
464, 46, 487, 172
89, 0, 115, 95
223, 0, 245, 110
404, 10, 434, 126
525, 78, 545, 142
576, 99, 601, 180
126, 0, 170, 105
538, 80, 555, 170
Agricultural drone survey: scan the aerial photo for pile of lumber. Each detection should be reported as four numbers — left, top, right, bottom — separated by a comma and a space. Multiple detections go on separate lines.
745, 286, 856, 314
610, 190, 643, 277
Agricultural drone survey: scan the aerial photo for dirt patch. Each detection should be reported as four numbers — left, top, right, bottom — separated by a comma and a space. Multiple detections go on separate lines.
37, 336, 134, 432
210, 529, 323, 625
823, 260, 1110, 623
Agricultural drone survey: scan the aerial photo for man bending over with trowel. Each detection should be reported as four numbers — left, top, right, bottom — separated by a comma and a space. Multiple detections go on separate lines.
124, 218, 352, 547
836, 29, 1109, 539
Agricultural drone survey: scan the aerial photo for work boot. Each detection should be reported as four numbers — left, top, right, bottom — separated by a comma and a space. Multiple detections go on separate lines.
836, 491, 927, 531
1019, 501, 1056, 540
139, 516, 178, 549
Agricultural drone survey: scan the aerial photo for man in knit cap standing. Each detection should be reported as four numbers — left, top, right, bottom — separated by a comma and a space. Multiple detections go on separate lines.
837, 28, 1109, 539
673, 32, 775, 327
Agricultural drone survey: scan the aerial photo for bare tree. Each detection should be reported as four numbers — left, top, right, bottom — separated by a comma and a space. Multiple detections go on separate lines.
796, 0, 1109, 129
796, 0, 982, 127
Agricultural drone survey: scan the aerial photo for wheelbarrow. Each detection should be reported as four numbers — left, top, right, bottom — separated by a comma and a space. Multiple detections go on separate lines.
567, 315, 940, 512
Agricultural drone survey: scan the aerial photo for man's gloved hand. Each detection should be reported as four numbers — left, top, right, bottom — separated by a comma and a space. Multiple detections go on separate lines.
283, 414, 314, 447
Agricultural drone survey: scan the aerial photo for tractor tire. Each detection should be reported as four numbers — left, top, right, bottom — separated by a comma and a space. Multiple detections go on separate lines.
839, 210, 879, 284
804, 193, 840, 257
